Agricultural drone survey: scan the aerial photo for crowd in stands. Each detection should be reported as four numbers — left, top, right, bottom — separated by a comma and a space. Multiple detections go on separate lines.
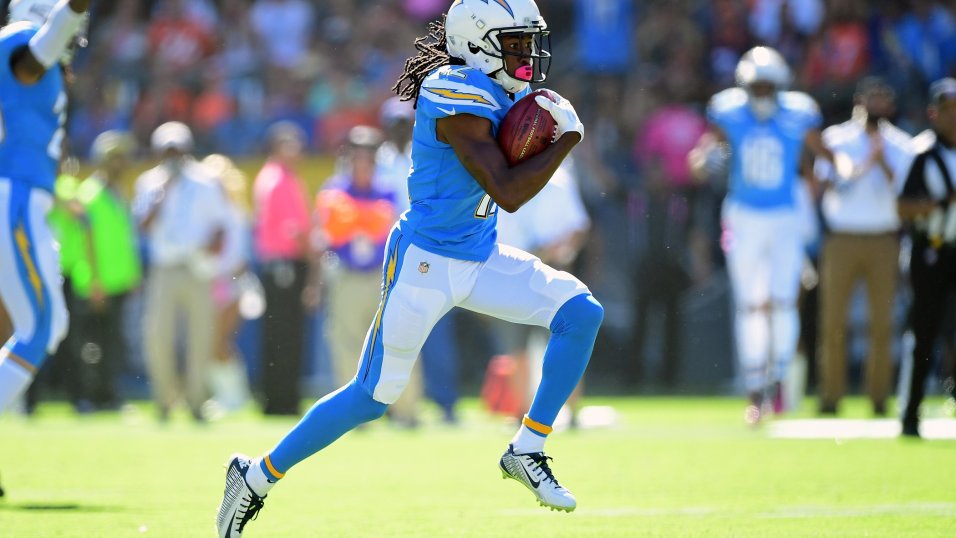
31, 0, 956, 421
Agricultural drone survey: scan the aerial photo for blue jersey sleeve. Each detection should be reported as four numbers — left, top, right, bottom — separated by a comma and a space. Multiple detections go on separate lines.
418, 65, 505, 123
706, 88, 749, 134
779, 91, 822, 132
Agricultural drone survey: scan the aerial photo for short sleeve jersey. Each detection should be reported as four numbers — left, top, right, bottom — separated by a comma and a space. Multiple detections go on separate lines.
707, 88, 822, 209
0, 23, 66, 192
398, 65, 529, 261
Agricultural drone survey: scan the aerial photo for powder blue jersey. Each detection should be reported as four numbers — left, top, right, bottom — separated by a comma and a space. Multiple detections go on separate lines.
398, 65, 529, 262
0, 23, 66, 193
708, 88, 821, 209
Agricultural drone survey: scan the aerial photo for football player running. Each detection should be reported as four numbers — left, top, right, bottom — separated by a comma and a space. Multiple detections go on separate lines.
217, 0, 601, 535
690, 47, 835, 425
0, 0, 89, 415
0, 0, 89, 498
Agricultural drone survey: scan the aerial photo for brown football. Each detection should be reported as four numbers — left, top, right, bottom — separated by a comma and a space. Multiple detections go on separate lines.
497, 89, 559, 166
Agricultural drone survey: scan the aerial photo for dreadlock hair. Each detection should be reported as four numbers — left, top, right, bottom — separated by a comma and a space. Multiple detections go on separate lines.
393, 16, 466, 107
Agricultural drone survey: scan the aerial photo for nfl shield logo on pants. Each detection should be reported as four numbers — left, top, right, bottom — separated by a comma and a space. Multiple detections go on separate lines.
418, 261, 430, 274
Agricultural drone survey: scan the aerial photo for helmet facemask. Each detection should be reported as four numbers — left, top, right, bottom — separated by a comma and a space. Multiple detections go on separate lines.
483, 26, 551, 93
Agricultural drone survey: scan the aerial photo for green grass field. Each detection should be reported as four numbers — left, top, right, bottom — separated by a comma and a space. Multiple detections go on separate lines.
1, 396, 954, 537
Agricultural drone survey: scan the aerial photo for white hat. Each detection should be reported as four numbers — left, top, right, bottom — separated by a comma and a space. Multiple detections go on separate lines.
150, 121, 194, 153
90, 130, 135, 164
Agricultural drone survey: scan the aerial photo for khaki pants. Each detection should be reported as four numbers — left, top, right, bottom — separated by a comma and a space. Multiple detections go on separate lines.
326, 269, 421, 421
144, 264, 214, 414
818, 232, 898, 408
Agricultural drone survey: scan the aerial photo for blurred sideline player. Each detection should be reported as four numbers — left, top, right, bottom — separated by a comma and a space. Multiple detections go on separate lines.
218, 1, 602, 535
0, 0, 90, 497
690, 46, 835, 424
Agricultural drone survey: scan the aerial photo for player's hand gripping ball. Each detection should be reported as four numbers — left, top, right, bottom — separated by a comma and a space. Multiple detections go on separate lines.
497, 89, 560, 166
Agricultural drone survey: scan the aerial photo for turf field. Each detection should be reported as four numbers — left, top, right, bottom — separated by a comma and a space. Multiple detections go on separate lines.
1, 396, 954, 537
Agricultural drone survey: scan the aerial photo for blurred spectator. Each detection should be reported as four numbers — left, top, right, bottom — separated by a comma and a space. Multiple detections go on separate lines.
701, 0, 751, 88
253, 121, 311, 416
203, 154, 253, 414
573, 0, 634, 77
893, 0, 956, 85
629, 92, 706, 387
134, 122, 229, 422
374, 96, 414, 212
813, 78, 914, 416
147, 0, 216, 79
897, 78, 956, 437
249, 0, 315, 71
749, 0, 824, 61
69, 131, 142, 411
803, 0, 871, 118
307, 126, 420, 426
192, 69, 237, 151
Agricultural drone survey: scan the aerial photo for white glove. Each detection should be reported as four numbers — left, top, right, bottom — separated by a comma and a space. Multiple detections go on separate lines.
535, 94, 584, 142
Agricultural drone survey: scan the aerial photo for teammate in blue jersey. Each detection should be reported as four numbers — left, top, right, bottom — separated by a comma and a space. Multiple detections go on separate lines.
0, 0, 90, 497
218, 1, 602, 535
0, 0, 89, 411
690, 46, 835, 425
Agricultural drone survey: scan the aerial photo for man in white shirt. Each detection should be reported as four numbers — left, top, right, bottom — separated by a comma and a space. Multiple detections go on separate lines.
813, 77, 914, 416
134, 121, 229, 422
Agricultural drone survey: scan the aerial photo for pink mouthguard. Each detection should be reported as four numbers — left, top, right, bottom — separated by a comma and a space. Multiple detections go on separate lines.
515, 65, 533, 81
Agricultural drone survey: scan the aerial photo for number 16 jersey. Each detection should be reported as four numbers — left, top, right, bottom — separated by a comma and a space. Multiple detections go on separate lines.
707, 88, 821, 210
0, 23, 66, 193
398, 65, 529, 262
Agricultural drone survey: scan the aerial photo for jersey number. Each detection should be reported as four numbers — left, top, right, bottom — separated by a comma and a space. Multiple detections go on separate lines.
0, 93, 67, 160
475, 194, 498, 219
740, 136, 784, 189
48, 92, 67, 161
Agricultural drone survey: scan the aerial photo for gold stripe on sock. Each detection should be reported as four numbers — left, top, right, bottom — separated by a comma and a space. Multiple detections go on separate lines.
522, 415, 553, 436
263, 454, 285, 479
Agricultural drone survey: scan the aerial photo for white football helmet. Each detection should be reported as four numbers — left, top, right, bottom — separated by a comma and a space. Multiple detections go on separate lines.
8, 0, 89, 64
445, 0, 551, 94
735, 46, 790, 119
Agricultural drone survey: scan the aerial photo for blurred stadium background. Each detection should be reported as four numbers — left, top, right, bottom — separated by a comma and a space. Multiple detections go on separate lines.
2, 0, 956, 536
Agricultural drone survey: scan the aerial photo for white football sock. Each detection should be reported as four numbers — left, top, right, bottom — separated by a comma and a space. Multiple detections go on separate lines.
510, 425, 546, 454
0, 358, 33, 413
246, 458, 277, 497
736, 307, 770, 392
770, 303, 799, 383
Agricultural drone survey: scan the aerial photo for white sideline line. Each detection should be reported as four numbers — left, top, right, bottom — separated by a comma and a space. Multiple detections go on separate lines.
769, 418, 956, 439
760, 502, 956, 519
499, 502, 956, 518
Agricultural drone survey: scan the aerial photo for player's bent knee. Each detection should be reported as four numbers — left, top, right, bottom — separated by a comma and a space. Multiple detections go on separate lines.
552, 293, 604, 335
344, 380, 389, 423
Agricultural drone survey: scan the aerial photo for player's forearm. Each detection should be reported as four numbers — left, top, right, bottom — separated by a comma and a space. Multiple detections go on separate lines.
488, 133, 579, 213
13, 0, 87, 83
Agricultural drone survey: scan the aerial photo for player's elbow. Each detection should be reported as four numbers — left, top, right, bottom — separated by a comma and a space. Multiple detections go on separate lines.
497, 200, 522, 213
491, 191, 524, 213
